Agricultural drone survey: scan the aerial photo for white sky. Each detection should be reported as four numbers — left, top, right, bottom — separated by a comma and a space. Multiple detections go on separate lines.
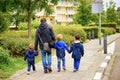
103, 0, 120, 10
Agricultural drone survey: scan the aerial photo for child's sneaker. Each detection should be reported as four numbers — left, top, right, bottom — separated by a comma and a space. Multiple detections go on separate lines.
27, 72, 30, 75
33, 70, 37, 73
73, 69, 78, 72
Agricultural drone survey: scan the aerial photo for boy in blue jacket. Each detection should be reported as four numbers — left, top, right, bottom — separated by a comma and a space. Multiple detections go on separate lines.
55, 34, 69, 72
24, 43, 38, 75
69, 34, 84, 72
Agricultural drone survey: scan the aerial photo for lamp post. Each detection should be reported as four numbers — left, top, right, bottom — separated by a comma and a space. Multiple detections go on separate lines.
92, 0, 103, 45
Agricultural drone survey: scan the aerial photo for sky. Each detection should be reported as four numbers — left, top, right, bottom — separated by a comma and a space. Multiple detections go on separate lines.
103, 0, 120, 10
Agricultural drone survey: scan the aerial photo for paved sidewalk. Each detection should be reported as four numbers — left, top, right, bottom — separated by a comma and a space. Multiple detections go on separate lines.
6, 33, 120, 80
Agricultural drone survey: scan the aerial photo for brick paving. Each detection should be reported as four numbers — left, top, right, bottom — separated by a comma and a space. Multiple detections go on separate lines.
5, 33, 120, 80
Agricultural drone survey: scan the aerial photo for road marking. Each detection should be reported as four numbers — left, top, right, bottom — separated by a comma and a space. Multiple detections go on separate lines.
93, 72, 102, 80
100, 62, 107, 68
105, 56, 111, 60
107, 41, 115, 54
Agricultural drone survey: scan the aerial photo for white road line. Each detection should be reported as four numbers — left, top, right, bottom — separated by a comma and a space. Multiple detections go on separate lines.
107, 41, 115, 54
93, 72, 102, 80
100, 62, 107, 68
105, 56, 111, 60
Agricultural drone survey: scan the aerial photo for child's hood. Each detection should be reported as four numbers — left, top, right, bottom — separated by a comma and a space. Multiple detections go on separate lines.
73, 43, 81, 48
28, 50, 34, 55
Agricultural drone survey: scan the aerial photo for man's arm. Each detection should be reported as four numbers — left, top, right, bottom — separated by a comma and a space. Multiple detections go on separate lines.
49, 27, 55, 41
34, 29, 39, 51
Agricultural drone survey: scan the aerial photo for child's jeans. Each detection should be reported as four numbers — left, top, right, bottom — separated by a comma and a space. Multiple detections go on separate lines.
74, 59, 80, 70
57, 57, 65, 70
27, 61, 35, 72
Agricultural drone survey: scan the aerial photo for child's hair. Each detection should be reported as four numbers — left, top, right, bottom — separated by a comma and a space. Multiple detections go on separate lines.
56, 34, 63, 41
28, 43, 34, 50
75, 34, 80, 40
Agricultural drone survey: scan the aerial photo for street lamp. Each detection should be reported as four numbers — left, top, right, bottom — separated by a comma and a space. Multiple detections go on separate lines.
92, 0, 103, 45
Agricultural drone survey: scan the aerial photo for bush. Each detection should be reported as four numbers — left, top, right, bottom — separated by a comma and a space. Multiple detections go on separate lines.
0, 31, 32, 56
0, 12, 9, 33
102, 27, 116, 36
83, 26, 99, 38
96, 23, 117, 29
1, 38, 31, 56
19, 22, 28, 30
0, 47, 10, 65
19, 20, 39, 30
53, 26, 86, 45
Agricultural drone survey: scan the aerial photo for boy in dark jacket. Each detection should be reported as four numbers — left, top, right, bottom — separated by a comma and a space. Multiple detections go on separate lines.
69, 34, 84, 72
24, 43, 38, 75
55, 34, 69, 72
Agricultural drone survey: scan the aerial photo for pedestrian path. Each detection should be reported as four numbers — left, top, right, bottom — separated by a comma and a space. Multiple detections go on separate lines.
6, 33, 120, 80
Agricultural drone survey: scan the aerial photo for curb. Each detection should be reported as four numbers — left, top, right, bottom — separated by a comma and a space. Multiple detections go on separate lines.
93, 54, 112, 80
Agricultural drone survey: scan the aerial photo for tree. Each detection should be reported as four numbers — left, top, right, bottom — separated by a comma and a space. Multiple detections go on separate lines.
74, 0, 91, 26
8, 0, 58, 39
106, 0, 116, 23
0, 0, 11, 33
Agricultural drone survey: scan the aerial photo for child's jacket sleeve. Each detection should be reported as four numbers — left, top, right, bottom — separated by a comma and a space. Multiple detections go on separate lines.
34, 51, 38, 56
24, 51, 28, 61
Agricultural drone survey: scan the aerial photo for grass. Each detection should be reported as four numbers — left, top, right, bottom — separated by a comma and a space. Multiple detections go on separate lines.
0, 49, 56, 79
0, 55, 40, 78
0, 57, 26, 78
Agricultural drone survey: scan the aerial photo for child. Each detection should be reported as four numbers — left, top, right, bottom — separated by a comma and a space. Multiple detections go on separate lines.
69, 34, 84, 72
55, 34, 69, 72
24, 43, 38, 75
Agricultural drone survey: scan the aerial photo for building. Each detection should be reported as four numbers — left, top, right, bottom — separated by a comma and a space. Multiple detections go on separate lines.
35, 0, 78, 25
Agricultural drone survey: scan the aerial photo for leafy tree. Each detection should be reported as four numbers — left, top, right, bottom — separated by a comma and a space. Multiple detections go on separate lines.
8, 0, 58, 39
106, 0, 116, 23
0, 0, 11, 33
74, 0, 91, 26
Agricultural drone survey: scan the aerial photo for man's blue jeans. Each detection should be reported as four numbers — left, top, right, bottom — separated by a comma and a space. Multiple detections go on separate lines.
41, 50, 52, 70
74, 59, 80, 70
57, 57, 65, 70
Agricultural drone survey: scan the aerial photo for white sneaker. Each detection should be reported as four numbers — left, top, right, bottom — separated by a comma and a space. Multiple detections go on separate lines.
27, 72, 30, 75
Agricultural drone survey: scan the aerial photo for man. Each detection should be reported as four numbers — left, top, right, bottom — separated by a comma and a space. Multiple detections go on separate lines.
34, 18, 55, 73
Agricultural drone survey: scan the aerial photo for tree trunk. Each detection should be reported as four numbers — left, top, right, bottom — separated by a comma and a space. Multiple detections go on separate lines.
28, 0, 31, 39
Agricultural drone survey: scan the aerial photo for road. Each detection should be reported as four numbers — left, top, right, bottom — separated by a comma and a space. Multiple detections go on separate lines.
110, 37, 120, 80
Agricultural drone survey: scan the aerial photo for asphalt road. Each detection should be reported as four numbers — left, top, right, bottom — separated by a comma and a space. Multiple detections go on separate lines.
110, 38, 120, 80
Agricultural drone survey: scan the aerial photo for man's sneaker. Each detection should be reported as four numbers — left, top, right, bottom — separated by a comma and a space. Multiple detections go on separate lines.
27, 72, 30, 75
63, 67, 66, 71
48, 67, 52, 73
44, 70, 48, 73
57, 69, 61, 72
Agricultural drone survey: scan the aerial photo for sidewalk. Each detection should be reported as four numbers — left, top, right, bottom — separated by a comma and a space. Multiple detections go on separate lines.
6, 33, 120, 80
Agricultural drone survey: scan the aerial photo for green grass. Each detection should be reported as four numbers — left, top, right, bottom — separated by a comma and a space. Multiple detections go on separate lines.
0, 49, 56, 79
0, 56, 27, 78
0, 55, 41, 78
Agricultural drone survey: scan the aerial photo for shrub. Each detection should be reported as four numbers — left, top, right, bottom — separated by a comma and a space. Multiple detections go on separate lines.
83, 26, 99, 38
19, 20, 39, 30
0, 47, 10, 65
19, 22, 28, 30
1, 38, 31, 56
32, 20, 39, 29
102, 27, 116, 36
96, 23, 117, 29
0, 12, 9, 33
53, 26, 86, 45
